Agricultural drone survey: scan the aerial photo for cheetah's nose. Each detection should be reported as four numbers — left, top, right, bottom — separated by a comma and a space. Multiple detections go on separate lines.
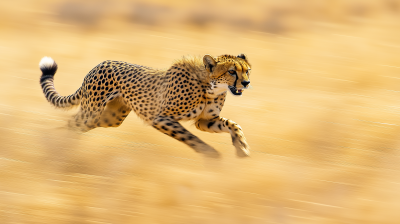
241, 80, 250, 87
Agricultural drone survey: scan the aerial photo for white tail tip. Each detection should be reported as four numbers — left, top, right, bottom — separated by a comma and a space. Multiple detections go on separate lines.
39, 56, 56, 69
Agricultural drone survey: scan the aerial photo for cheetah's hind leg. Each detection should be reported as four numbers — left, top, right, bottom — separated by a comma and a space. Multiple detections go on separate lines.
98, 96, 131, 128
68, 95, 130, 132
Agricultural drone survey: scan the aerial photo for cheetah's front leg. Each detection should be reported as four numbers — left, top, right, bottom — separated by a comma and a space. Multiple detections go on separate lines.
195, 117, 250, 157
152, 116, 220, 158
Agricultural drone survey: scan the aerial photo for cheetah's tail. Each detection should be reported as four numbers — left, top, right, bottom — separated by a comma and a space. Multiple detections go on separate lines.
39, 57, 82, 109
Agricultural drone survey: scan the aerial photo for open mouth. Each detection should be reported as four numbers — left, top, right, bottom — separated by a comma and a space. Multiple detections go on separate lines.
228, 86, 244, 96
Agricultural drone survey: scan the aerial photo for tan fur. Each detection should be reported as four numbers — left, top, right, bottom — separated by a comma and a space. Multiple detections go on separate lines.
40, 54, 252, 158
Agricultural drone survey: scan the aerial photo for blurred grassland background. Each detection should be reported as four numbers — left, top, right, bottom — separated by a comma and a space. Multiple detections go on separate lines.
1, 0, 400, 223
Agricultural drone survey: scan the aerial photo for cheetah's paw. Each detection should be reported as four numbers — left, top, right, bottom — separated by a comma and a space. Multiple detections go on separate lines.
232, 135, 250, 157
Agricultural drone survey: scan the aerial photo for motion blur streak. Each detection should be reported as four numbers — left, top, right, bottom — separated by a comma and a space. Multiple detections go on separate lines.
1, 0, 400, 223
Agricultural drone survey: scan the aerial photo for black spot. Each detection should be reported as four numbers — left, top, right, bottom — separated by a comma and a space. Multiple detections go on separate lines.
207, 121, 215, 128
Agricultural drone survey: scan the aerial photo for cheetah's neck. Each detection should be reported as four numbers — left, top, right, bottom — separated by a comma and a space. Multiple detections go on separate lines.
170, 55, 209, 83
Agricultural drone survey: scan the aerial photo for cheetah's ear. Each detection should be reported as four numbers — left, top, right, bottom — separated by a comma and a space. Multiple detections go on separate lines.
237, 53, 248, 61
203, 55, 217, 73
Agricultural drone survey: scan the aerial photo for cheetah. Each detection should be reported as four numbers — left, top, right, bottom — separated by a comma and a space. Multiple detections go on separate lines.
39, 54, 252, 158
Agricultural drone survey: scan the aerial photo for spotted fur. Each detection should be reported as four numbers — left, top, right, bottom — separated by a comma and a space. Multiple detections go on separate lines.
39, 54, 252, 157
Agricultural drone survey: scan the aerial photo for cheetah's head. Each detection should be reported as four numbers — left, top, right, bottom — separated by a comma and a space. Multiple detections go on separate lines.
203, 54, 251, 97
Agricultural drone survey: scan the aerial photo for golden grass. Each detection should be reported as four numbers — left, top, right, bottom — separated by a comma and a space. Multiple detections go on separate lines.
1, 0, 400, 223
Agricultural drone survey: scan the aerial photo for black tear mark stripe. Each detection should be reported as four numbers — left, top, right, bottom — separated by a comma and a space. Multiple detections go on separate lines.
233, 73, 238, 87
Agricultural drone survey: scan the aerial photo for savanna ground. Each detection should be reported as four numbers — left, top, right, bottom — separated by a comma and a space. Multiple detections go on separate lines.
1, 0, 400, 223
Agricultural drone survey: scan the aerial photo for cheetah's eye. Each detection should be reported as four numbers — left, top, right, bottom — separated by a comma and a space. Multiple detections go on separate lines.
228, 70, 236, 75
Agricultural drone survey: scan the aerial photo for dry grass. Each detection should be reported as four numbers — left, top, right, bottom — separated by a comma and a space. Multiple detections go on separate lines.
1, 0, 400, 223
